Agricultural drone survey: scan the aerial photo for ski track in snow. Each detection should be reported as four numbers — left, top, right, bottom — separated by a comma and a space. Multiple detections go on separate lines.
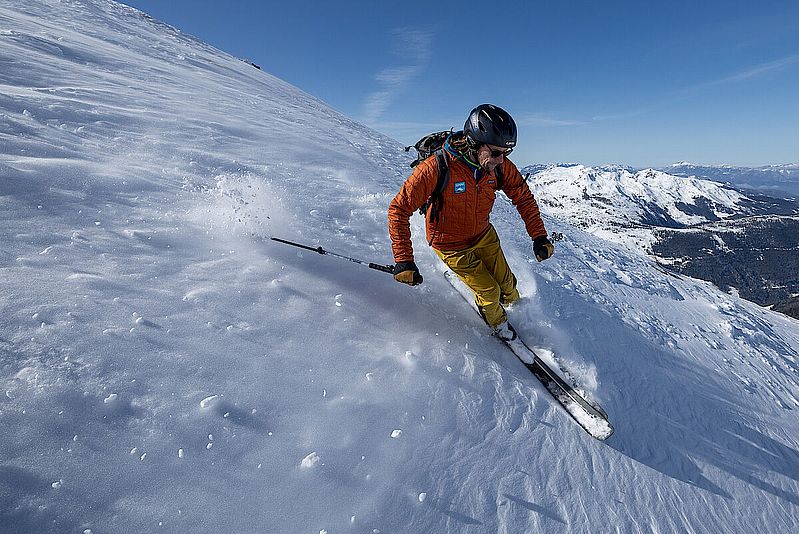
1, 1, 799, 533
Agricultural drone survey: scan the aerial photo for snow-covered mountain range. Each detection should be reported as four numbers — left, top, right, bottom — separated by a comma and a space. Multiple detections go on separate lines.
665, 162, 799, 197
2, 1, 799, 533
524, 164, 745, 246
522, 164, 799, 316
523, 163, 798, 246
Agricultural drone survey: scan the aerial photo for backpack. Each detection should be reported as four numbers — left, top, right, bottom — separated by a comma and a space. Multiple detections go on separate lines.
405, 130, 452, 168
404, 130, 452, 223
404, 130, 504, 224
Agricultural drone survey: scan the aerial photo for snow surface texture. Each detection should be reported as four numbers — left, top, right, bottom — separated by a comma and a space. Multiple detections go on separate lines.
2, 1, 799, 532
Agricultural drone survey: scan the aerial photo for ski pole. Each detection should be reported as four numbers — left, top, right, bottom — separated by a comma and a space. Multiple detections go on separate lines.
270, 237, 395, 274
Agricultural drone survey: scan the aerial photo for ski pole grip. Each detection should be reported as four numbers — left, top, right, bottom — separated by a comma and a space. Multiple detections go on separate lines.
369, 263, 395, 274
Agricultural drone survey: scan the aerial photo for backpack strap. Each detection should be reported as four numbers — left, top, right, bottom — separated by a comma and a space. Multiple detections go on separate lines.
495, 162, 504, 190
418, 152, 503, 222
418, 149, 450, 223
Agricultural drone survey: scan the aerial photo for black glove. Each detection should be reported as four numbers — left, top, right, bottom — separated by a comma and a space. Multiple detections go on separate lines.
393, 261, 423, 286
533, 236, 554, 262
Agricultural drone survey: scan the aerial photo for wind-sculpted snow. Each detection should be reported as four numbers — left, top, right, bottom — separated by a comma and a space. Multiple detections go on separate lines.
2, 1, 799, 533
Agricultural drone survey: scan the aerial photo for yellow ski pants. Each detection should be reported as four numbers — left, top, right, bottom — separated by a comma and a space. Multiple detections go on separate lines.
434, 225, 519, 328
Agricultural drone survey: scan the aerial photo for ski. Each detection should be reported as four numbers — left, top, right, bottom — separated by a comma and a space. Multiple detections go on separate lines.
444, 270, 614, 440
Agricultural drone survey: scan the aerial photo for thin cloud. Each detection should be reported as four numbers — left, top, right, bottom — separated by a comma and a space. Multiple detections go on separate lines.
375, 66, 420, 85
361, 29, 433, 124
689, 51, 799, 92
722, 52, 799, 82
592, 51, 799, 123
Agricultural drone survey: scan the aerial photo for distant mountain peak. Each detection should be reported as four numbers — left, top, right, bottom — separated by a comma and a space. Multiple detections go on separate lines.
662, 162, 799, 196
521, 163, 799, 251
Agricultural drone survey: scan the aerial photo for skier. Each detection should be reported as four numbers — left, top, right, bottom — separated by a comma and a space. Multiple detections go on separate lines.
388, 104, 554, 340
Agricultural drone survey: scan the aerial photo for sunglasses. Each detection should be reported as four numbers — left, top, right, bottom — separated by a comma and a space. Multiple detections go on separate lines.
488, 147, 513, 158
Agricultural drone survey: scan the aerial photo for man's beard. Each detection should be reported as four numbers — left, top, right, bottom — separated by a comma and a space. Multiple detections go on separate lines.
480, 158, 499, 173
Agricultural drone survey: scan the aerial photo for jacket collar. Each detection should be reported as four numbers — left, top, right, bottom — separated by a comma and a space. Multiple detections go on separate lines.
444, 132, 481, 172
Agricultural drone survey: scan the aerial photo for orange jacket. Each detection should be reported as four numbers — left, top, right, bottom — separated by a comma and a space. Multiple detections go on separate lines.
388, 153, 547, 262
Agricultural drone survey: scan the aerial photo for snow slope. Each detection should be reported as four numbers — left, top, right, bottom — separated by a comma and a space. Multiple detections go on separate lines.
2, 1, 799, 533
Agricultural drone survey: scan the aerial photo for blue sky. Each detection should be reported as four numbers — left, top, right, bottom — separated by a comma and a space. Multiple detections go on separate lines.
123, 0, 799, 167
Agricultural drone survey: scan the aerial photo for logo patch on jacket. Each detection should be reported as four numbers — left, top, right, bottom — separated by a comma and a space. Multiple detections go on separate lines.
454, 181, 466, 194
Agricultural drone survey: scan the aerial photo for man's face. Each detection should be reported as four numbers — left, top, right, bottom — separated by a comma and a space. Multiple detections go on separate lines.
477, 144, 512, 172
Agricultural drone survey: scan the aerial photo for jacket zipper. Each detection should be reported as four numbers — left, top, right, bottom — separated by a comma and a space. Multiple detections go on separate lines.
474, 174, 480, 236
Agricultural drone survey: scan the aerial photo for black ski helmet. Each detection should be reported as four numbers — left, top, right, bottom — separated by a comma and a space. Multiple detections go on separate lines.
464, 104, 517, 148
